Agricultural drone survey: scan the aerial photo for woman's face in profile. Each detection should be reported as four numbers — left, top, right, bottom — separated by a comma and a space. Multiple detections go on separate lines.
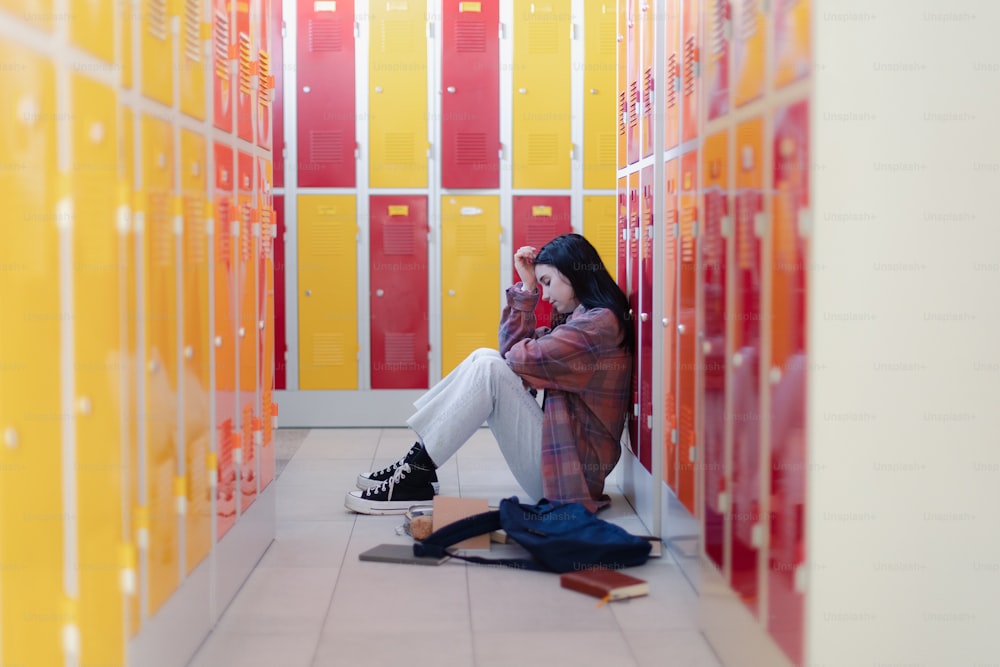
534, 264, 580, 314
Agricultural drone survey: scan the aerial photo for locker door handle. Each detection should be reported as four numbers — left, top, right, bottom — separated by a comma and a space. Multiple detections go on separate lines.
446, 86, 456, 93
677, 324, 685, 334
375, 86, 383, 93
640, 313, 649, 322
590, 88, 598, 94
518, 88, 527, 94
302, 86, 311, 93
375, 289, 384, 297
448, 290, 456, 296
305, 290, 312, 296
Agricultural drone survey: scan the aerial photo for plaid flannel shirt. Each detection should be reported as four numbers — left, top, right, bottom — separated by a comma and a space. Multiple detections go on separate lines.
499, 283, 632, 513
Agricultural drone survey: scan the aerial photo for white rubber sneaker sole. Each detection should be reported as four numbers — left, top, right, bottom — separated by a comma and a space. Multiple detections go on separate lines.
344, 491, 425, 515
357, 473, 440, 493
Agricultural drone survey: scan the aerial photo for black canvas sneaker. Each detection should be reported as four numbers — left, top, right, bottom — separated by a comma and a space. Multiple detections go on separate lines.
356, 442, 439, 493
345, 462, 436, 515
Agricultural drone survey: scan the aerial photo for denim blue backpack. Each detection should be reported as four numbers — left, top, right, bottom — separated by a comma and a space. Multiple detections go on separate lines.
413, 497, 653, 573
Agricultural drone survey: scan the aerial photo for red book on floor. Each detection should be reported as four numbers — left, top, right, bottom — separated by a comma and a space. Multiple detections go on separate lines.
560, 569, 649, 605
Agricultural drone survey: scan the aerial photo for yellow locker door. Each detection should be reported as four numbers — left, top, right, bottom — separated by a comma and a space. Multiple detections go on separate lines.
441, 196, 500, 376
120, 107, 142, 637
180, 130, 212, 574
180, 0, 207, 119
141, 114, 179, 617
297, 195, 358, 389
71, 0, 116, 62
369, 0, 428, 188
72, 73, 126, 667
513, 0, 571, 189
583, 195, 618, 282
142, 0, 175, 105
0, 44, 63, 667
122, 0, 134, 88
0, 0, 53, 30
583, 2, 617, 190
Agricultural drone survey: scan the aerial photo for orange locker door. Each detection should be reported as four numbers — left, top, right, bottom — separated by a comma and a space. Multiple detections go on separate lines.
677, 150, 698, 513
681, 0, 700, 143
236, 0, 254, 141
701, 130, 729, 572
180, 0, 207, 120
511, 196, 572, 330
213, 142, 237, 539
369, 196, 429, 389
212, 0, 233, 131
773, 0, 810, 89
141, 114, 179, 616
640, 0, 654, 157
237, 151, 257, 513
734, 0, 765, 107
257, 0, 273, 149
180, 129, 211, 574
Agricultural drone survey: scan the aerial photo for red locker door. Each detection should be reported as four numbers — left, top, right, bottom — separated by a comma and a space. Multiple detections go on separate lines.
626, 173, 639, 454
706, 0, 731, 121
257, 0, 273, 150
273, 195, 286, 389
663, 160, 679, 492
237, 151, 257, 513
626, 0, 639, 164
212, 0, 233, 132
271, 0, 285, 187
213, 142, 237, 539
701, 131, 729, 572
768, 100, 809, 667
638, 165, 654, 471
370, 196, 429, 389
616, 177, 628, 294
297, 0, 356, 187
677, 151, 698, 513
512, 196, 572, 330
441, 0, 499, 188
236, 0, 253, 141
731, 116, 764, 611
681, 0, 700, 143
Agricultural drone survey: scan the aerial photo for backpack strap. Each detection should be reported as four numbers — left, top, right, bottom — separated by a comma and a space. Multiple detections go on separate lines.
412, 509, 547, 571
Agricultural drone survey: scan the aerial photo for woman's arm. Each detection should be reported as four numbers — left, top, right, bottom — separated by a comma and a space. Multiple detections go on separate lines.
498, 283, 547, 356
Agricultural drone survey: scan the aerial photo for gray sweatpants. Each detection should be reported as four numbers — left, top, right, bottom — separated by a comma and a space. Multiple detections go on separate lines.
407, 348, 544, 501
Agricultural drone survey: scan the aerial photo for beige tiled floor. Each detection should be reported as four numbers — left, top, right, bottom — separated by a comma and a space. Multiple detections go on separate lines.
188, 428, 722, 667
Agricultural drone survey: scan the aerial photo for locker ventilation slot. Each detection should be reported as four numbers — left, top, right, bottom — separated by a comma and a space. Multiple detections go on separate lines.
312, 224, 347, 256
312, 334, 344, 366
679, 404, 694, 447
628, 82, 639, 127
384, 133, 414, 165
217, 201, 231, 266
383, 223, 414, 256
311, 131, 343, 163
146, 0, 168, 41
455, 133, 486, 165
456, 222, 486, 255
214, 12, 230, 79
643, 69, 653, 114
599, 133, 616, 165
240, 209, 252, 262
184, 0, 201, 61
528, 22, 558, 55
238, 32, 253, 94
683, 37, 697, 96
186, 198, 207, 265
704, 193, 724, 268
258, 51, 271, 106
455, 20, 486, 53
150, 195, 171, 267
618, 91, 626, 134
456, 333, 484, 356
309, 18, 342, 52
384, 333, 416, 365
712, 0, 727, 55
666, 53, 679, 108
527, 223, 558, 249
736, 193, 757, 270
527, 134, 557, 166
381, 20, 413, 53
681, 217, 695, 263
259, 211, 274, 260
741, 0, 759, 39
600, 17, 616, 56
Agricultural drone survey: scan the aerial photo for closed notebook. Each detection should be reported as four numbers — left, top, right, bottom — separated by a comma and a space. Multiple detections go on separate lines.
559, 568, 649, 604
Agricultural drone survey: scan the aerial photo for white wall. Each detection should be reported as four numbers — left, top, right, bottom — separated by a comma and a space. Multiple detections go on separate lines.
809, 0, 1000, 664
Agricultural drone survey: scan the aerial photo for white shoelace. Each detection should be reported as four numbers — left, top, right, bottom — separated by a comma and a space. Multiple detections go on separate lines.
364, 462, 411, 498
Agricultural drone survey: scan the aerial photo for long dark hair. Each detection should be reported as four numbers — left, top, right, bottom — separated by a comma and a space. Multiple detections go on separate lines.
534, 233, 633, 351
